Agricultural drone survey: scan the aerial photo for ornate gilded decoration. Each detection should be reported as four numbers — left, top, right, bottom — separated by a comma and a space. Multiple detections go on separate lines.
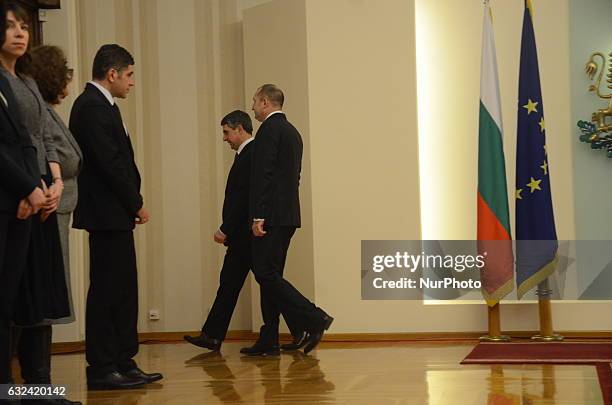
578, 52, 612, 158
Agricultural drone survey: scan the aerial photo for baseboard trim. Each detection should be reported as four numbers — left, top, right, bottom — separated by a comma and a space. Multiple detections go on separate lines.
51, 330, 612, 355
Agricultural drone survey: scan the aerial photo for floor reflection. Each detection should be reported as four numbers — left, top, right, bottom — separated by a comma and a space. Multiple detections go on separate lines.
185, 349, 336, 403
185, 351, 243, 403
486, 365, 521, 405
486, 364, 561, 404
51, 342, 604, 404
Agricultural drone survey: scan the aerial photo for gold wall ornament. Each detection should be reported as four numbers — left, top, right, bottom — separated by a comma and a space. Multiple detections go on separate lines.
577, 52, 612, 158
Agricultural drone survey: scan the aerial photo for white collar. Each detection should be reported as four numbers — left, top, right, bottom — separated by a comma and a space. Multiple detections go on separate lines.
237, 137, 253, 155
264, 110, 283, 121
88, 80, 115, 105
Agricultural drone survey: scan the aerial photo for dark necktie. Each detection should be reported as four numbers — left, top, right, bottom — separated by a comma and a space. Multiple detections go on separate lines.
112, 103, 122, 120
112, 103, 128, 136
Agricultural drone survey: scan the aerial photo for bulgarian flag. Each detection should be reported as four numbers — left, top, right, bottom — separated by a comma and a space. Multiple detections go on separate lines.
477, 1, 514, 306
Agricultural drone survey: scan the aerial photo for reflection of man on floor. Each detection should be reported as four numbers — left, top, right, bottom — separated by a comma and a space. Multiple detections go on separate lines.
185, 351, 242, 403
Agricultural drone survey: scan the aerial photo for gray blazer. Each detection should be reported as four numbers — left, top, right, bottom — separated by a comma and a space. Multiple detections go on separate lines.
46, 104, 83, 214
0, 68, 60, 174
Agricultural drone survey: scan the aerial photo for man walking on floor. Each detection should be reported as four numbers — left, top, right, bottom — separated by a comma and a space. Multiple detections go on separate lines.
183, 110, 255, 351
184, 110, 304, 353
241, 84, 333, 356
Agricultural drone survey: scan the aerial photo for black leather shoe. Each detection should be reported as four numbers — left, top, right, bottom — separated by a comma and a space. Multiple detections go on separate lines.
184, 333, 221, 351
303, 315, 334, 355
122, 368, 163, 384
87, 370, 147, 390
240, 343, 280, 357
280, 331, 309, 351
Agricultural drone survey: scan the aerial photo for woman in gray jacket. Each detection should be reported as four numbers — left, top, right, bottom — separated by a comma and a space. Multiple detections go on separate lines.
27, 45, 83, 325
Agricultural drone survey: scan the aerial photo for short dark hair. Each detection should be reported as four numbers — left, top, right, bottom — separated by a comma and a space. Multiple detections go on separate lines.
4, 2, 29, 27
0, 2, 6, 46
256, 84, 284, 108
220, 110, 253, 134
26, 45, 72, 104
92, 44, 134, 80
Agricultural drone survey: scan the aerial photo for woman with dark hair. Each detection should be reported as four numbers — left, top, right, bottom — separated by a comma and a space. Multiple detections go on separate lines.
27, 45, 82, 326
0, 3, 79, 404
0, 1, 47, 401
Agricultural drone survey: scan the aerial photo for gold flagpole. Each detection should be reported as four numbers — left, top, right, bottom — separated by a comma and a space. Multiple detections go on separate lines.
531, 279, 563, 341
478, 0, 509, 344
481, 303, 510, 342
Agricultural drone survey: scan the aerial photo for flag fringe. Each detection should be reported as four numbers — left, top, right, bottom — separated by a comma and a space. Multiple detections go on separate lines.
483, 277, 515, 307
516, 255, 558, 299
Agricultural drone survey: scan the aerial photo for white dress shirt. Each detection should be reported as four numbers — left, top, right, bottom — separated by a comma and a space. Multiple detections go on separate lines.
264, 110, 283, 121
88, 81, 130, 136
88, 80, 115, 105
237, 137, 253, 155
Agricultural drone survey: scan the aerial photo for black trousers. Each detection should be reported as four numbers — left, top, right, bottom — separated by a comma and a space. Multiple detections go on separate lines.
0, 213, 31, 384
203, 233, 301, 342
86, 231, 138, 376
202, 238, 251, 340
14, 325, 52, 384
251, 226, 325, 345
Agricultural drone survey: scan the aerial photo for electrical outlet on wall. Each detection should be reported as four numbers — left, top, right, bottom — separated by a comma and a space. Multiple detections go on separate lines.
149, 309, 160, 321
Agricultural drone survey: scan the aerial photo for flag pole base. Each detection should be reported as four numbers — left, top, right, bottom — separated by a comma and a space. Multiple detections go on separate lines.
531, 333, 564, 342
479, 334, 511, 342
533, 279, 563, 342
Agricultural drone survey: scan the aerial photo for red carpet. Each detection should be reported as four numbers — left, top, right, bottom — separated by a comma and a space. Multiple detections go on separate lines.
461, 342, 612, 364
596, 363, 612, 404
462, 342, 612, 404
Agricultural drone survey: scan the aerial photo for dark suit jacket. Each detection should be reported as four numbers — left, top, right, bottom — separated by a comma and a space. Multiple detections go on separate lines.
0, 74, 40, 214
69, 83, 143, 231
220, 140, 253, 245
250, 113, 302, 227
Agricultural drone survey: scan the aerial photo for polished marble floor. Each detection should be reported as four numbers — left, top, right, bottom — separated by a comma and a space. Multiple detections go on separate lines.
46, 341, 604, 404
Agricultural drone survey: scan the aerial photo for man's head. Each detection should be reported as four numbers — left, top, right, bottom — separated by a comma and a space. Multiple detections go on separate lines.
92, 44, 135, 99
221, 110, 252, 151
251, 84, 284, 122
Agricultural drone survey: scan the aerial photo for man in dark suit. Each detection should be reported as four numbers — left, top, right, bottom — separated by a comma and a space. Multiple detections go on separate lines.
183, 110, 255, 351
242, 84, 333, 356
184, 110, 303, 353
70, 44, 161, 390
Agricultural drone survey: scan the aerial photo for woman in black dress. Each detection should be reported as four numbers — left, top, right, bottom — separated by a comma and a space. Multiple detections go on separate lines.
0, 4, 78, 404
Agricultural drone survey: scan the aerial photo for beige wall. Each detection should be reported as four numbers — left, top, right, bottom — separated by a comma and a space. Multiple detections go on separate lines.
42, 0, 612, 342
304, 0, 422, 330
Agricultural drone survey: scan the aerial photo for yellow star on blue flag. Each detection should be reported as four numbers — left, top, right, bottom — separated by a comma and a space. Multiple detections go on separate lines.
515, 0, 557, 299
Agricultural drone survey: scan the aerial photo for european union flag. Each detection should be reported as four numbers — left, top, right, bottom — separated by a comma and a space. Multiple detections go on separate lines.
515, 0, 558, 299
